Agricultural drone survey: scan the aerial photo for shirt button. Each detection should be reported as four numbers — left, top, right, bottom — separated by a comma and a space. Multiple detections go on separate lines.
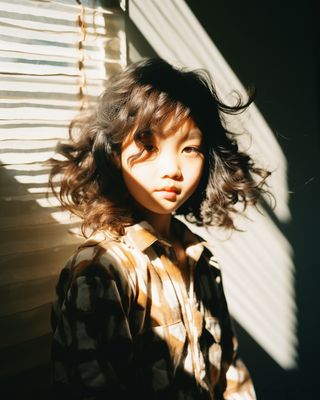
216, 276, 221, 284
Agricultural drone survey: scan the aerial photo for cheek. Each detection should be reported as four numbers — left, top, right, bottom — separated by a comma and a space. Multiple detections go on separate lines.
122, 163, 152, 185
185, 158, 204, 187
121, 164, 154, 202
121, 167, 136, 193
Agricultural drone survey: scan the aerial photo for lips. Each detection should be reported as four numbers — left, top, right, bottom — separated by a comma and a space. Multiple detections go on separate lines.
155, 186, 181, 201
157, 186, 180, 194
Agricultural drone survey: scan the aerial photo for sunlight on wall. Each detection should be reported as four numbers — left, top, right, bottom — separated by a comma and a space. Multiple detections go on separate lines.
0, 0, 126, 229
129, 0, 297, 369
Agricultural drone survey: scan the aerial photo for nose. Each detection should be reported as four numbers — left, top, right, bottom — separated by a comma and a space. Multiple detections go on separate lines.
159, 149, 182, 180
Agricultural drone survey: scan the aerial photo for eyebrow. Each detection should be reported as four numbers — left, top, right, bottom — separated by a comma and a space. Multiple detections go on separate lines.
186, 128, 202, 140
154, 124, 202, 140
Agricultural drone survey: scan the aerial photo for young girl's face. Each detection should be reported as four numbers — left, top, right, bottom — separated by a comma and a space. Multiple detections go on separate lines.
120, 116, 204, 219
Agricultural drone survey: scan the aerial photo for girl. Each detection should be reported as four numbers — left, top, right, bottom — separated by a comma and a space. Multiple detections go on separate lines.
49, 58, 269, 399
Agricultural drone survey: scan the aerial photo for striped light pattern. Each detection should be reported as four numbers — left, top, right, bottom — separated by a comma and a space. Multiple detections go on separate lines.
0, 0, 126, 380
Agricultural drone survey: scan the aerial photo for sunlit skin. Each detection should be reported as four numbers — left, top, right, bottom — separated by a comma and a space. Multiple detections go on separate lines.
120, 117, 204, 241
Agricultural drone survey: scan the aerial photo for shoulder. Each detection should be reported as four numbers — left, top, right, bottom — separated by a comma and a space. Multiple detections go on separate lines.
56, 233, 139, 303
72, 232, 136, 275
51, 237, 138, 330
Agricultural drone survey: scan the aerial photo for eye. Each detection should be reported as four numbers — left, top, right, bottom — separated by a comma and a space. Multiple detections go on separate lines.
143, 143, 157, 152
135, 130, 157, 152
183, 146, 201, 154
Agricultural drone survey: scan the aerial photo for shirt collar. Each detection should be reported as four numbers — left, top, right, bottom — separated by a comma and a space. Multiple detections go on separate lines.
125, 220, 170, 251
125, 218, 206, 263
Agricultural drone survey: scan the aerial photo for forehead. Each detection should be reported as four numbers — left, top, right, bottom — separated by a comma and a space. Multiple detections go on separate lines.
159, 114, 202, 139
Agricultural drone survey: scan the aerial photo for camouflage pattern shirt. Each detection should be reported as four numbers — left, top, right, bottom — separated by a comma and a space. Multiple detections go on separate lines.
51, 218, 256, 400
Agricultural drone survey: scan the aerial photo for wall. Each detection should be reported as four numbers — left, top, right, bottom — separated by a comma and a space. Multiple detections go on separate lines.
182, 1, 319, 398
0, 0, 126, 397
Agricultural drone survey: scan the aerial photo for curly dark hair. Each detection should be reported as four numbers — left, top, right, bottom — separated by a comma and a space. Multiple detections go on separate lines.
48, 57, 270, 237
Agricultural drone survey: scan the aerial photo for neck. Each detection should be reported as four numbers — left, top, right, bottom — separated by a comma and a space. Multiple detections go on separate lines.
143, 212, 173, 240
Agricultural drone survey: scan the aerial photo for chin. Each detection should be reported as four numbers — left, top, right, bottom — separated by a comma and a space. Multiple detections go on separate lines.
134, 196, 185, 216
153, 204, 182, 215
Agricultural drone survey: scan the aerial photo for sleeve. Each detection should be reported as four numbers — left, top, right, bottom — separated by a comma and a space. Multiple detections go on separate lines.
222, 334, 257, 400
50, 253, 135, 399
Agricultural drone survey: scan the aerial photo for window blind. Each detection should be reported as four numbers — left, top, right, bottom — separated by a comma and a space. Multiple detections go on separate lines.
0, 0, 126, 383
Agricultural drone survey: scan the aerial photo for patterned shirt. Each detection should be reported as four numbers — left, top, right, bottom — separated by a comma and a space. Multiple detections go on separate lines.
51, 218, 256, 400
